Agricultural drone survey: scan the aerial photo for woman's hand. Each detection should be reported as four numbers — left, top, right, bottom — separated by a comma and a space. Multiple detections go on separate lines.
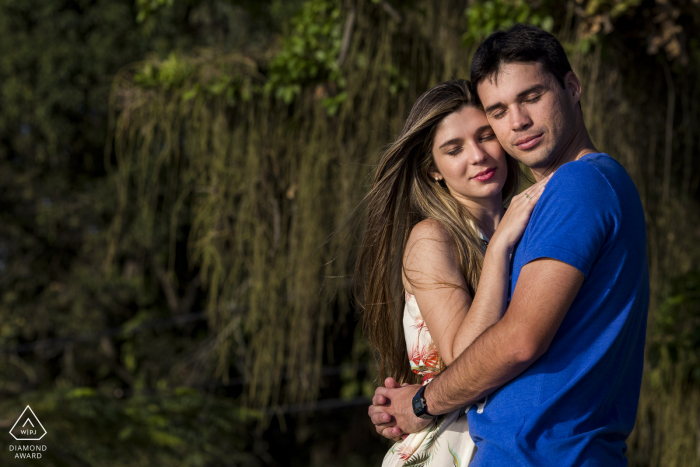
369, 378, 430, 440
491, 173, 552, 252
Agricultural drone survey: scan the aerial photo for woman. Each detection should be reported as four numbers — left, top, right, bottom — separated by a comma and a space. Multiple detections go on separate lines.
354, 80, 549, 466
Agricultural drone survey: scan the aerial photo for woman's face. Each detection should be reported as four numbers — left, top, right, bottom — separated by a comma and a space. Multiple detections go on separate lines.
430, 105, 508, 204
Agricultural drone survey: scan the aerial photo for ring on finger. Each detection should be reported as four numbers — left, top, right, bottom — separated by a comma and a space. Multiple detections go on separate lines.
525, 193, 533, 200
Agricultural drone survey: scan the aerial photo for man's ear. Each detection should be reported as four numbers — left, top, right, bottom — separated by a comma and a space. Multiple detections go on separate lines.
564, 71, 582, 107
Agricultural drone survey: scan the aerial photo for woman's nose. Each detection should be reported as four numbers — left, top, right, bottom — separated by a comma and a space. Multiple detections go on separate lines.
469, 144, 489, 164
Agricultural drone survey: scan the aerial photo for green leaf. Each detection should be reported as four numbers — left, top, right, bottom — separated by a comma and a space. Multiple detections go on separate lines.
403, 452, 431, 467
449, 442, 462, 467
540, 16, 554, 32
66, 387, 98, 399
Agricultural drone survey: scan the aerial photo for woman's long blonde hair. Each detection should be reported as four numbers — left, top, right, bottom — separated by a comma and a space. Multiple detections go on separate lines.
354, 80, 521, 384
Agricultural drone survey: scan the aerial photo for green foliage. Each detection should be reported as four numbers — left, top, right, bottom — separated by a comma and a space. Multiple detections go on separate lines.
462, 0, 554, 47
130, 0, 349, 112
0, 0, 147, 167
133, 51, 261, 104
135, 53, 194, 89
0, 0, 294, 463
388, 64, 408, 96
264, 0, 344, 104
136, 0, 173, 23
0, 387, 259, 466
580, 0, 643, 19
650, 270, 700, 382
339, 364, 375, 400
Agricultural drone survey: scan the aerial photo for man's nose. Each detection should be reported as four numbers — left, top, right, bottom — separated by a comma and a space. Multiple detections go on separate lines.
511, 106, 532, 131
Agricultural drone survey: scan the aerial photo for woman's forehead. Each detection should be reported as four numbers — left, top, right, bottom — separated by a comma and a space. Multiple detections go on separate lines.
435, 107, 489, 139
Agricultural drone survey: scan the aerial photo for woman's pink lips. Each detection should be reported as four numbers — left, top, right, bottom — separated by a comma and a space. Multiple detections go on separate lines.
516, 134, 543, 150
473, 168, 495, 181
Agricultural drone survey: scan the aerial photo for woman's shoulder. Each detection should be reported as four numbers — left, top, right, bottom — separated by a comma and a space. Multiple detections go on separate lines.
403, 218, 465, 295
407, 218, 452, 245
404, 218, 456, 267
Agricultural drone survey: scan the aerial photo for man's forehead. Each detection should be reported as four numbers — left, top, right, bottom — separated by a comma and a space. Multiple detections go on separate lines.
476, 61, 551, 101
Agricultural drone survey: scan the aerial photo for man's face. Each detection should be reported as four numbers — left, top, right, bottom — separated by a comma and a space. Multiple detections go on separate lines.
476, 62, 580, 169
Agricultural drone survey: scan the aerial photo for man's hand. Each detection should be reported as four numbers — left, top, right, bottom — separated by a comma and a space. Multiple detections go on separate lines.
368, 377, 431, 440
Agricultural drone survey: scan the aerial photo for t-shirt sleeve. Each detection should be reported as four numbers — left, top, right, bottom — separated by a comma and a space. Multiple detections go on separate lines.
519, 162, 616, 278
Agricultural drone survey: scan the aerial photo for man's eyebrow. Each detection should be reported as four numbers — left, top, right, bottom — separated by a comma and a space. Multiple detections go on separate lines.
483, 85, 547, 114
438, 137, 462, 149
484, 101, 505, 114
516, 84, 546, 98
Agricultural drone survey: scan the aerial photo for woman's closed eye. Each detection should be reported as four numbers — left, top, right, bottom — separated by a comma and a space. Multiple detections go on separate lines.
446, 146, 462, 156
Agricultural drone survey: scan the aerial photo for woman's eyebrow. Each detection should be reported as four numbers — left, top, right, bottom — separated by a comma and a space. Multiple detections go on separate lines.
438, 137, 463, 149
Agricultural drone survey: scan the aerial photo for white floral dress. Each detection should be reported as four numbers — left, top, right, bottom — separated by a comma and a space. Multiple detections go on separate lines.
381, 290, 478, 467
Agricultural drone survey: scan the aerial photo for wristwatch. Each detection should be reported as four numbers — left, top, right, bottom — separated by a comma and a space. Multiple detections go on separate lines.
412, 384, 436, 419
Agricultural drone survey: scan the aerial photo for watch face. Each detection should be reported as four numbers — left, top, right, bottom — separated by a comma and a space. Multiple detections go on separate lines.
412, 398, 422, 411
412, 388, 426, 414
412, 385, 433, 418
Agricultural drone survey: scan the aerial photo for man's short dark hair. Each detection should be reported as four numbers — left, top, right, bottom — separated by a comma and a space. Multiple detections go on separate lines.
470, 24, 572, 93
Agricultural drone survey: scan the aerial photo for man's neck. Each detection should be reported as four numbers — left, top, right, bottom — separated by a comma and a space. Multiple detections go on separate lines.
530, 125, 598, 182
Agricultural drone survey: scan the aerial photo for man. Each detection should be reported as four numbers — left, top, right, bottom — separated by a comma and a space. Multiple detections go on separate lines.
368, 24, 649, 465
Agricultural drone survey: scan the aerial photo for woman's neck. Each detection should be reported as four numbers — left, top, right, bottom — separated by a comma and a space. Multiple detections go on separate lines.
459, 196, 504, 240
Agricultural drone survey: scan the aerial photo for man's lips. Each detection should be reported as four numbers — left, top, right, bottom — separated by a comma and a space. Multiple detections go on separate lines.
515, 134, 543, 150
472, 167, 495, 181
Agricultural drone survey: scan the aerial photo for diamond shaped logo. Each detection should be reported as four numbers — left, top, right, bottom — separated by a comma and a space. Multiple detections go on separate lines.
9, 406, 47, 441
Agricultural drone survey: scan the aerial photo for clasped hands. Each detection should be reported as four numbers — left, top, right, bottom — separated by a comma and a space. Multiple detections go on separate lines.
367, 377, 432, 441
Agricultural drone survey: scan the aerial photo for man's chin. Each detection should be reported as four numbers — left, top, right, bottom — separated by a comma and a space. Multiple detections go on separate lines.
510, 148, 552, 169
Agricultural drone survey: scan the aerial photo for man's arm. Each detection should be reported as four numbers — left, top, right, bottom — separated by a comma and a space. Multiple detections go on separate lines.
369, 257, 584, 437
424, 257, 584, 413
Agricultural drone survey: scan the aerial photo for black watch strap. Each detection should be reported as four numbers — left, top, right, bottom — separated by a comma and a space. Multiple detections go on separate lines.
412, 384, 436, 420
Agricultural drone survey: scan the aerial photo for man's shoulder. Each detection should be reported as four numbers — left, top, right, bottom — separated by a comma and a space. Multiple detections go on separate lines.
547, 152, 634, 206
525, 153, 624, 251
554, 152, 620, 182
526, 151, 644, 257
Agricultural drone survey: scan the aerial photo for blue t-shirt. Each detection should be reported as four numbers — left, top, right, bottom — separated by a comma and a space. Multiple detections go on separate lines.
467, 153, 649, 466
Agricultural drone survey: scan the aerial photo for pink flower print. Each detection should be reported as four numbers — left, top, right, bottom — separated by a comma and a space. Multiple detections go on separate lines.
410, 342, 441, 375
396, 442, 417, 460
422, 342, 440, 370
412, 314, 426, 332
405, 290, 413, 302
410, 342, 423, 373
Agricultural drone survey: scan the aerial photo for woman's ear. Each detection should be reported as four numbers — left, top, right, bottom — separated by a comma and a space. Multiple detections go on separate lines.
428, 167, 442, 182
428, 170, 442, 182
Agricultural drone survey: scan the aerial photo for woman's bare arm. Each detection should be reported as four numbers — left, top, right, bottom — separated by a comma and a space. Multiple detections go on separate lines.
450, 240, 511, 358
403, 219, 503, 366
